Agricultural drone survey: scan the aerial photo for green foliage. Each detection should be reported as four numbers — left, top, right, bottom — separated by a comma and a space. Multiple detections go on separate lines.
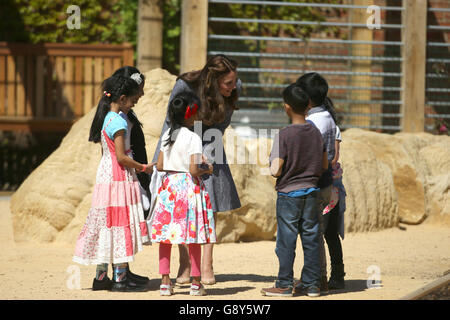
0, 0, 138, 45
0, 0, 345, 75
161, 0, 181, 75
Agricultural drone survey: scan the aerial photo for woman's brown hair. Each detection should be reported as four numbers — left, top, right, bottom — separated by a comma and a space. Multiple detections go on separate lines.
178, 54, 239, 126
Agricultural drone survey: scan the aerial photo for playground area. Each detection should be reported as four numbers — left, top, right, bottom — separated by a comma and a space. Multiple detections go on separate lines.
0, 1, 449, 303
1, 195, 449, 300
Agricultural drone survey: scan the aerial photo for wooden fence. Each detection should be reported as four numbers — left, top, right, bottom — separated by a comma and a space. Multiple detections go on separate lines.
0, 42, 134, 132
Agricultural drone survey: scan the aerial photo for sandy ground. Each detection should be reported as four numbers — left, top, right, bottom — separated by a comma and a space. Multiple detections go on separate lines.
1, 196, 449, 300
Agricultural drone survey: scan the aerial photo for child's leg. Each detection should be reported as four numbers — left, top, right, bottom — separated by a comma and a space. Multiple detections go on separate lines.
176, 244, 191, 283
324, 202, 343, 266
298, 192, 321, 288
112, 263, 128, 282
159, 243, 172, 285
95, 263, 108, 280
201, 212, 217, 283
316, 186, 331, 278
188, 244, 202, 284
275, 195, 302, 289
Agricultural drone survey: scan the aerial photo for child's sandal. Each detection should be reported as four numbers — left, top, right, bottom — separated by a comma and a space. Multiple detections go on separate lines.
160, 283, 174, 296
190, 283, 207, 296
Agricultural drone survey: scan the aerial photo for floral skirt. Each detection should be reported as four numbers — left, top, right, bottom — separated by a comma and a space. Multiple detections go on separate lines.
150, 173, 216, 244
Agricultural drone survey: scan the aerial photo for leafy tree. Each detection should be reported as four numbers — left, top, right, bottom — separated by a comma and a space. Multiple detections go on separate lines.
0, 0, 138, 45
0, 0, 344, 75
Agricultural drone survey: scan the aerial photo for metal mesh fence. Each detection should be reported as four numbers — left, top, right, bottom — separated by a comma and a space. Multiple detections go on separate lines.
207, 0, 449, 135
425, 5, 450, 134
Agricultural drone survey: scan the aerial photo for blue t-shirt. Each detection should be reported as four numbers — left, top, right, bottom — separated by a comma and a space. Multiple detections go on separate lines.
102, 111, 127, 140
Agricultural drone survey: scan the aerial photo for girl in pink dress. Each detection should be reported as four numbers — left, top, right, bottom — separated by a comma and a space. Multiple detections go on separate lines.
73, 69, 154, 292
150, 92, 216, 296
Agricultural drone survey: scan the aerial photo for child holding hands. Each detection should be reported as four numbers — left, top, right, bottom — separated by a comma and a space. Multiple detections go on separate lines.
73, 68, 154, 292
150, 92, 216, 296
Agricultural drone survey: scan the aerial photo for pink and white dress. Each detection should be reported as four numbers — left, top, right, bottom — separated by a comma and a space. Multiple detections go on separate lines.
73, 112, 149, 265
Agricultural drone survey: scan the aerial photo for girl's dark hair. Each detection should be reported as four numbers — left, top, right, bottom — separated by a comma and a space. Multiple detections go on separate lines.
324, 97, 338, 124
295, 72, 328, 106
112, 66, 145, 129
296, 72, 338, 124
178, 54, 239, 126
88, 67, 143, 143
164, 91, 200, 147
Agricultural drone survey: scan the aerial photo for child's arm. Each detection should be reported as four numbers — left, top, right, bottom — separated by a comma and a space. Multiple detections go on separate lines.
114, 130, 153, 174
189, 153, 213, 177
270, 158, 284, 178
331, 139, 340, 167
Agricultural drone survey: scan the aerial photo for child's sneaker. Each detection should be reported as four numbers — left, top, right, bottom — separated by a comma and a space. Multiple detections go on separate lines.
160, 283, 174, 296
306, 285, 320, 298
261, 286, 293, 297
190, 283, 207, 296
293, 281, 320, 297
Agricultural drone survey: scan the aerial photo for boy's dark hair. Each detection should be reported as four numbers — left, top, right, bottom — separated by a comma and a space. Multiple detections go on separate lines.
88, 66, 143, 143
282, 84, 310, 114
295, 72, 328, 106
296, 72, 338, 123
164, 91, 200, 147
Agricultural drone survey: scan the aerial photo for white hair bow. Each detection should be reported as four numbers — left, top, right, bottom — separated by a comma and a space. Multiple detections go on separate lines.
130, 73, 142, 85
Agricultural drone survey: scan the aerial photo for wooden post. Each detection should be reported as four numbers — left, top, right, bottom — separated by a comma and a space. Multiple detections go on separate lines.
122, 43, 134, 67
401, 0, 427, 132
83, 57, 93, 114
349, 0, 373, 129
137, 0, 163, 72
0, 56, 5, 116
180, 0, 208, 73
7, 55, 16, 116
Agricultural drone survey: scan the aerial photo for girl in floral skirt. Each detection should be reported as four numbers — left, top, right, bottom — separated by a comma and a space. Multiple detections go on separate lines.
73, 68, 154, 292
150, 92, 216, 296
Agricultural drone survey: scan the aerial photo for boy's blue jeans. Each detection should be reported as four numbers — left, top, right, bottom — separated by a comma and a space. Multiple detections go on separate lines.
275, 191, 321, 289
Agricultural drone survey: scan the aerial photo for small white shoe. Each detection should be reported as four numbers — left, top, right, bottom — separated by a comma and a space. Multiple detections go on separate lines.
190, 283, 207, 296
160, 284, 174, 296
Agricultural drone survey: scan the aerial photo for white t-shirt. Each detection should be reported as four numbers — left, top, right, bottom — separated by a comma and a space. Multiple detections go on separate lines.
160, 127, 203, 173
336, 125, 342, 142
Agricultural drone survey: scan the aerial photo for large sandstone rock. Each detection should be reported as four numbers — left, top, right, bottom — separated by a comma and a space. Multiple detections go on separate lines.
343, 129, 450, 227
10, 68, 450, 244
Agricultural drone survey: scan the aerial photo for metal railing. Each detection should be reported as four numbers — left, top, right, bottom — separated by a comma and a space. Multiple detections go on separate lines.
425, 4, 450, 133
208, 0, 409, 133
208, 0, 449, 134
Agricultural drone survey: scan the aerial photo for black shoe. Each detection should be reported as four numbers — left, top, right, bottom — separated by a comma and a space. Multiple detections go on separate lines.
320, 275, 329, 294
127, 267, 150, 284
328, 264, 346, 290
111, 277, 150, 292
92, 276, 113, 291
